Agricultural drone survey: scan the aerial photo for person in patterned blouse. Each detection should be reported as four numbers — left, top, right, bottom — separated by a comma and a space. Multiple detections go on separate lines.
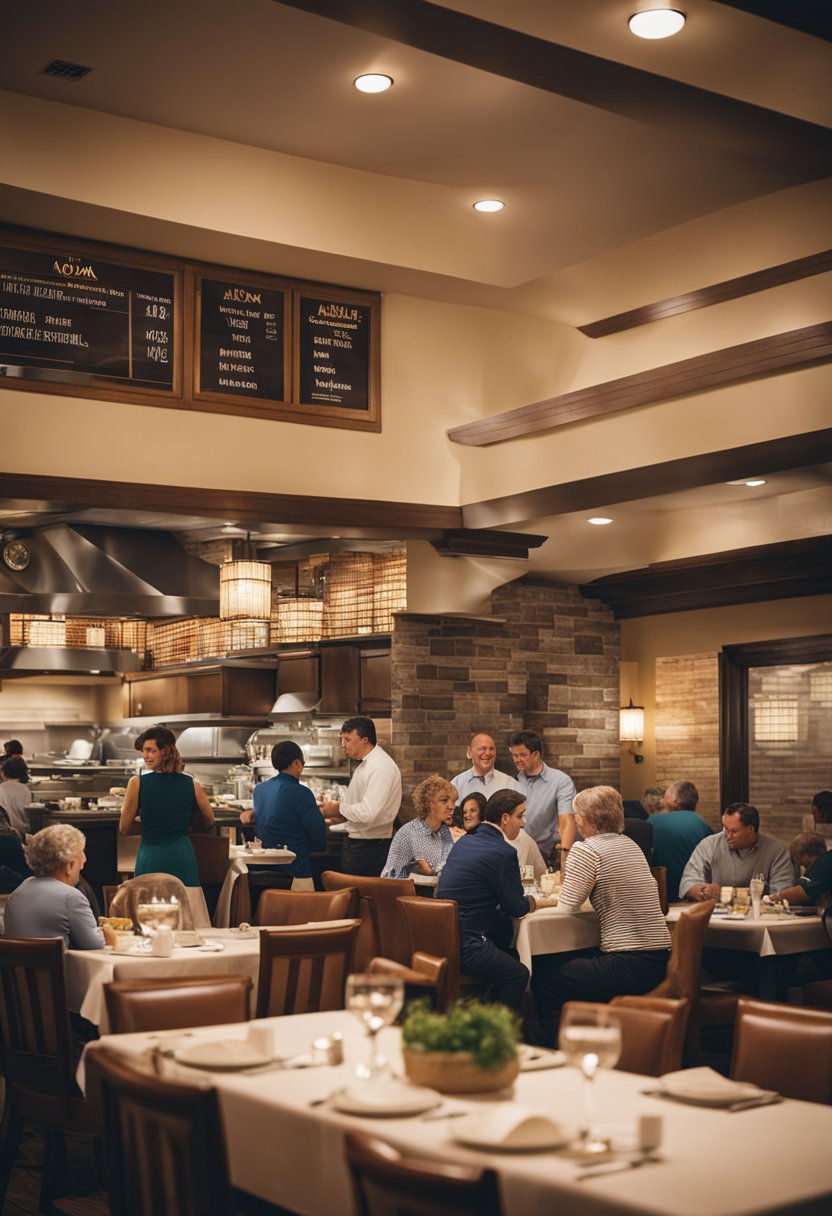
381, 774, 457, 879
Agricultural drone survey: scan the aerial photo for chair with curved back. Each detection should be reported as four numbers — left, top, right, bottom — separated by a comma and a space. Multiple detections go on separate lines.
368, 951, 450, 1014
643, 899, 715, 1053
321, 872, 415, 971
256, 886, 359, 926
607, 994, 690, 1074
104, 975, 253, 1035
730, 998, 832, 1104
345, 1130, 502, 1216
256, 921, 360, 1018
396, 896, 486, 1007
87, 1043, 238, 1216
0, 936, 99, 1212
649, 865, 669, 915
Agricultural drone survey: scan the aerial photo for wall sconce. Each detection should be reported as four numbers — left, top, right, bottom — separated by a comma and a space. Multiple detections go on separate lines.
619, 697, 645, 764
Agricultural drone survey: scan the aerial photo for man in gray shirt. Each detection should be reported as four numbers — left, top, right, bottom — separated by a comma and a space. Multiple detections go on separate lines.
509, 730, 576, 861
680, 802, 795, 900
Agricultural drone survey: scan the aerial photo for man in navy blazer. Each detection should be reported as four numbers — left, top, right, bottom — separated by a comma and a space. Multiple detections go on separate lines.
438, 789, 545, 1009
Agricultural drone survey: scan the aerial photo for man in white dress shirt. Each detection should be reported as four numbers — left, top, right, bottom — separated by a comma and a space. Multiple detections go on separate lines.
320, 716, 402, 877
451, 732, 518, 805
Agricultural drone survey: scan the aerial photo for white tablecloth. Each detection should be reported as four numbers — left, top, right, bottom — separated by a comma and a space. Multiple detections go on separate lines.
667, 906, 831, 957
66, 928, 263, 1030
84, 1009, 832, 1216
214, 846, 297, 927
514, 906, 599, 972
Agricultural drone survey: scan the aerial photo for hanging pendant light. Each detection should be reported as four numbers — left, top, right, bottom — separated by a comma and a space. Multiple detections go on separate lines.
219, 534, 271, 626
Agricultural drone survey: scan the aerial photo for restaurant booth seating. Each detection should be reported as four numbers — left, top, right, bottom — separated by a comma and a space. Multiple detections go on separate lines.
730, 998, 832, 1104
104, 974, 253, 1035
88, 1043, 239, 1216
0, 936, 99, 1213
321, 871, 415, 970
256, 920, 360, 1018
256, 885, 359, 926
345, 1130, 502, 1216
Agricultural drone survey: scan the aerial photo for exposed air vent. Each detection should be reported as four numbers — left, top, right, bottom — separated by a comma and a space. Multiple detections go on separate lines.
39, 59, 94, 82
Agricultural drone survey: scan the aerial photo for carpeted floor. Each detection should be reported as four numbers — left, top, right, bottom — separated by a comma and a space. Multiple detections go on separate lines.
3, 1128, 109, 1216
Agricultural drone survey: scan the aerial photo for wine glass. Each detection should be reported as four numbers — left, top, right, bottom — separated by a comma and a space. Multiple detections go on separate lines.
345, 973, 404, 1081
135, 889, 181, 940
559, 1004, 622, 1155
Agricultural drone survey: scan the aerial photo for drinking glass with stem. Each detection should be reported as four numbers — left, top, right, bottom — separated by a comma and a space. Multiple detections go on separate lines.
345, 973, 404, 1081
559, 1004, 622, 1154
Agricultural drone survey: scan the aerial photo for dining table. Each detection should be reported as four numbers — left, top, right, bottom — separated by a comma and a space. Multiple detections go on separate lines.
81, 1008, 832, 1216
213, 843, 297, 927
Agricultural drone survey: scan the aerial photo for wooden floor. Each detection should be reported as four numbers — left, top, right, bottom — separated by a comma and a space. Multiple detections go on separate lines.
3, 1129, 109, 1216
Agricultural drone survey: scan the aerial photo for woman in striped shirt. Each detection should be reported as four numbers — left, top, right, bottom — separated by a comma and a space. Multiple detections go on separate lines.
531, 785, 670, 1038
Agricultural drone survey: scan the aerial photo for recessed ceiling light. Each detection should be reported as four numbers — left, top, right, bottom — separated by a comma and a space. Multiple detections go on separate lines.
726, 478, 767, 488
354, 73, 393, 94
628, 9, 686, 39
587, 517, 614, 526
473, 199, 505, 213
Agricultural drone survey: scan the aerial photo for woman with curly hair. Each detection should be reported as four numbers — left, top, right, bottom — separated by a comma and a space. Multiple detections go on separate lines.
381, 774, 458, 879
120, 725, 214, 886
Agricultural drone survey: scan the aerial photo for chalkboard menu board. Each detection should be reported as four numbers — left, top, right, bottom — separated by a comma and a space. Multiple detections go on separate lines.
0, 240, 176, 391
196, 274, 289, 404
295, 290, 375, 413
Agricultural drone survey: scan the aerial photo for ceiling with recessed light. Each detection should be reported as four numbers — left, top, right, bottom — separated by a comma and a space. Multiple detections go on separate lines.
0, 0, 830, 595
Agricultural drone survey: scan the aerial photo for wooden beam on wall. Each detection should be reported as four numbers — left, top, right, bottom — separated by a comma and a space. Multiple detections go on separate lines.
580, 536, 832, 619
448, 322, 832, 448
578, 250, 832, 338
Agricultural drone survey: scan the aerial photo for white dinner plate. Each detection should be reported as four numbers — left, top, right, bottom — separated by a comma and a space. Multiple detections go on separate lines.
452, 1107, 571, 1152
333, 1082, 441, 1117
174, 1039, 271, 1071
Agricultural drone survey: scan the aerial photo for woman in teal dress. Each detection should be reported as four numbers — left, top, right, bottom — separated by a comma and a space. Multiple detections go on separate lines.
119, 726, 214, 885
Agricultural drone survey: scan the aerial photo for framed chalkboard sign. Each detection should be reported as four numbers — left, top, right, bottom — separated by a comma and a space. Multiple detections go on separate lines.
0, 230, 182, 404
194, 270, 291, 408
293, 285, 380, 430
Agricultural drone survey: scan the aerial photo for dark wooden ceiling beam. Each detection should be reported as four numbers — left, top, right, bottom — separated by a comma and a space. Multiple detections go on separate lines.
581, 535, 832, 618
275, 1, 832, 172
0, 472, 461, 536
579, 250, 832, 338
448, 322, 832, 447
430, 529, 547, 559
711, 1, 832, 41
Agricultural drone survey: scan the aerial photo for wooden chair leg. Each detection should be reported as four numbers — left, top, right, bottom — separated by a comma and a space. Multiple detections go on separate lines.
39, 1129, 67, 1213
0, 1103, 25, 1211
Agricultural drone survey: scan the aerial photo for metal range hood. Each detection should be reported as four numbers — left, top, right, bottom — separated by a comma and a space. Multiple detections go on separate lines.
0, 523, 220, 617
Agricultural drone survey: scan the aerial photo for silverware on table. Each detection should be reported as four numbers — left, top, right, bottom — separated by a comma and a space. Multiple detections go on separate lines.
726, 1094, 782, 1113
577, 1152, 662, 1180
419, 1107, 471, 1121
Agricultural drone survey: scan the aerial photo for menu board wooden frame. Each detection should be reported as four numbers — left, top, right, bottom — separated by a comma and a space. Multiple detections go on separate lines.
0, 225, 382, 432
0, 227, 184, 409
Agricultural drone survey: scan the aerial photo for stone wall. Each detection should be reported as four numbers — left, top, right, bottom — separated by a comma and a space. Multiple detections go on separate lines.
655, 654, 721, 827
391, 577, 620, 815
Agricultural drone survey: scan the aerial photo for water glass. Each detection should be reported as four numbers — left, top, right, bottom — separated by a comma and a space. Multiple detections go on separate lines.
560, 1004, 622, 1154
346, 973, 404, 1081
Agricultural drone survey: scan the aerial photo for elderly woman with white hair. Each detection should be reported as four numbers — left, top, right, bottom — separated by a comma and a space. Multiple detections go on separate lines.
531, 785, 671, 1039
4, 824, 116, 949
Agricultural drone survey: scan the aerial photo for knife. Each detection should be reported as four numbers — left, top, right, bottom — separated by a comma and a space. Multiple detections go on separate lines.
577, 1152, 661, 1180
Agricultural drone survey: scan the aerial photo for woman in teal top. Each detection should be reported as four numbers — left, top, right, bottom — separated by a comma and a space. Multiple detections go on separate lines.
120, 726, 214, 886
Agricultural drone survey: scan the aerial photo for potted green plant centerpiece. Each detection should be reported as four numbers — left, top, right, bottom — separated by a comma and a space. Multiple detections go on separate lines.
401, 999, 520, 1093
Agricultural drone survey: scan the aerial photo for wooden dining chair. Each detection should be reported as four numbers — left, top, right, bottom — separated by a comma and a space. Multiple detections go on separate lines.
86, 1044, 238, 1216
345, 1130, 503, 1216
189, 834, 233, 924
104, 975, 253, 1034
321, 872, 415, 971
256, 885, 359, 926
643, 899, 715, 1054
649, 865, 669, 915
396, 895, 486, 1007
368, 951, 450, 1015
607, 995, 690, 1074
0, 936, 100, 1213
255, 921, 360, 1017
730, 998, 832, 1104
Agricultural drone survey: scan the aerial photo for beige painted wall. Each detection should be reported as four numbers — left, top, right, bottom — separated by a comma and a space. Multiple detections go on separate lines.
619, 594, 832, 798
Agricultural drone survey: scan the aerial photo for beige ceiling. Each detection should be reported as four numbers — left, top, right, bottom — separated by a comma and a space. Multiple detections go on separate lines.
0, 0, 830, 585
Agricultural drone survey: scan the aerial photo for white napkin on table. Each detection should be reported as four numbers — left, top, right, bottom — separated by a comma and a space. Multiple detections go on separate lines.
453, 1104, 568, 1150
659, 1067, 763, 1104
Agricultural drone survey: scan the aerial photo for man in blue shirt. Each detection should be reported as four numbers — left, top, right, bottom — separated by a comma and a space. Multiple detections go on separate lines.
241, 741, 327, 882
438, 789, 546, 1009
509, 731, 576, 863
650, 780, 712, 900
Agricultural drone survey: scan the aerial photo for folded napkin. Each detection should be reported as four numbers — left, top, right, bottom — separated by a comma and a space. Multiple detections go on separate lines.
659, 1067, 764, 1104
453, 1104, 569, 1150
